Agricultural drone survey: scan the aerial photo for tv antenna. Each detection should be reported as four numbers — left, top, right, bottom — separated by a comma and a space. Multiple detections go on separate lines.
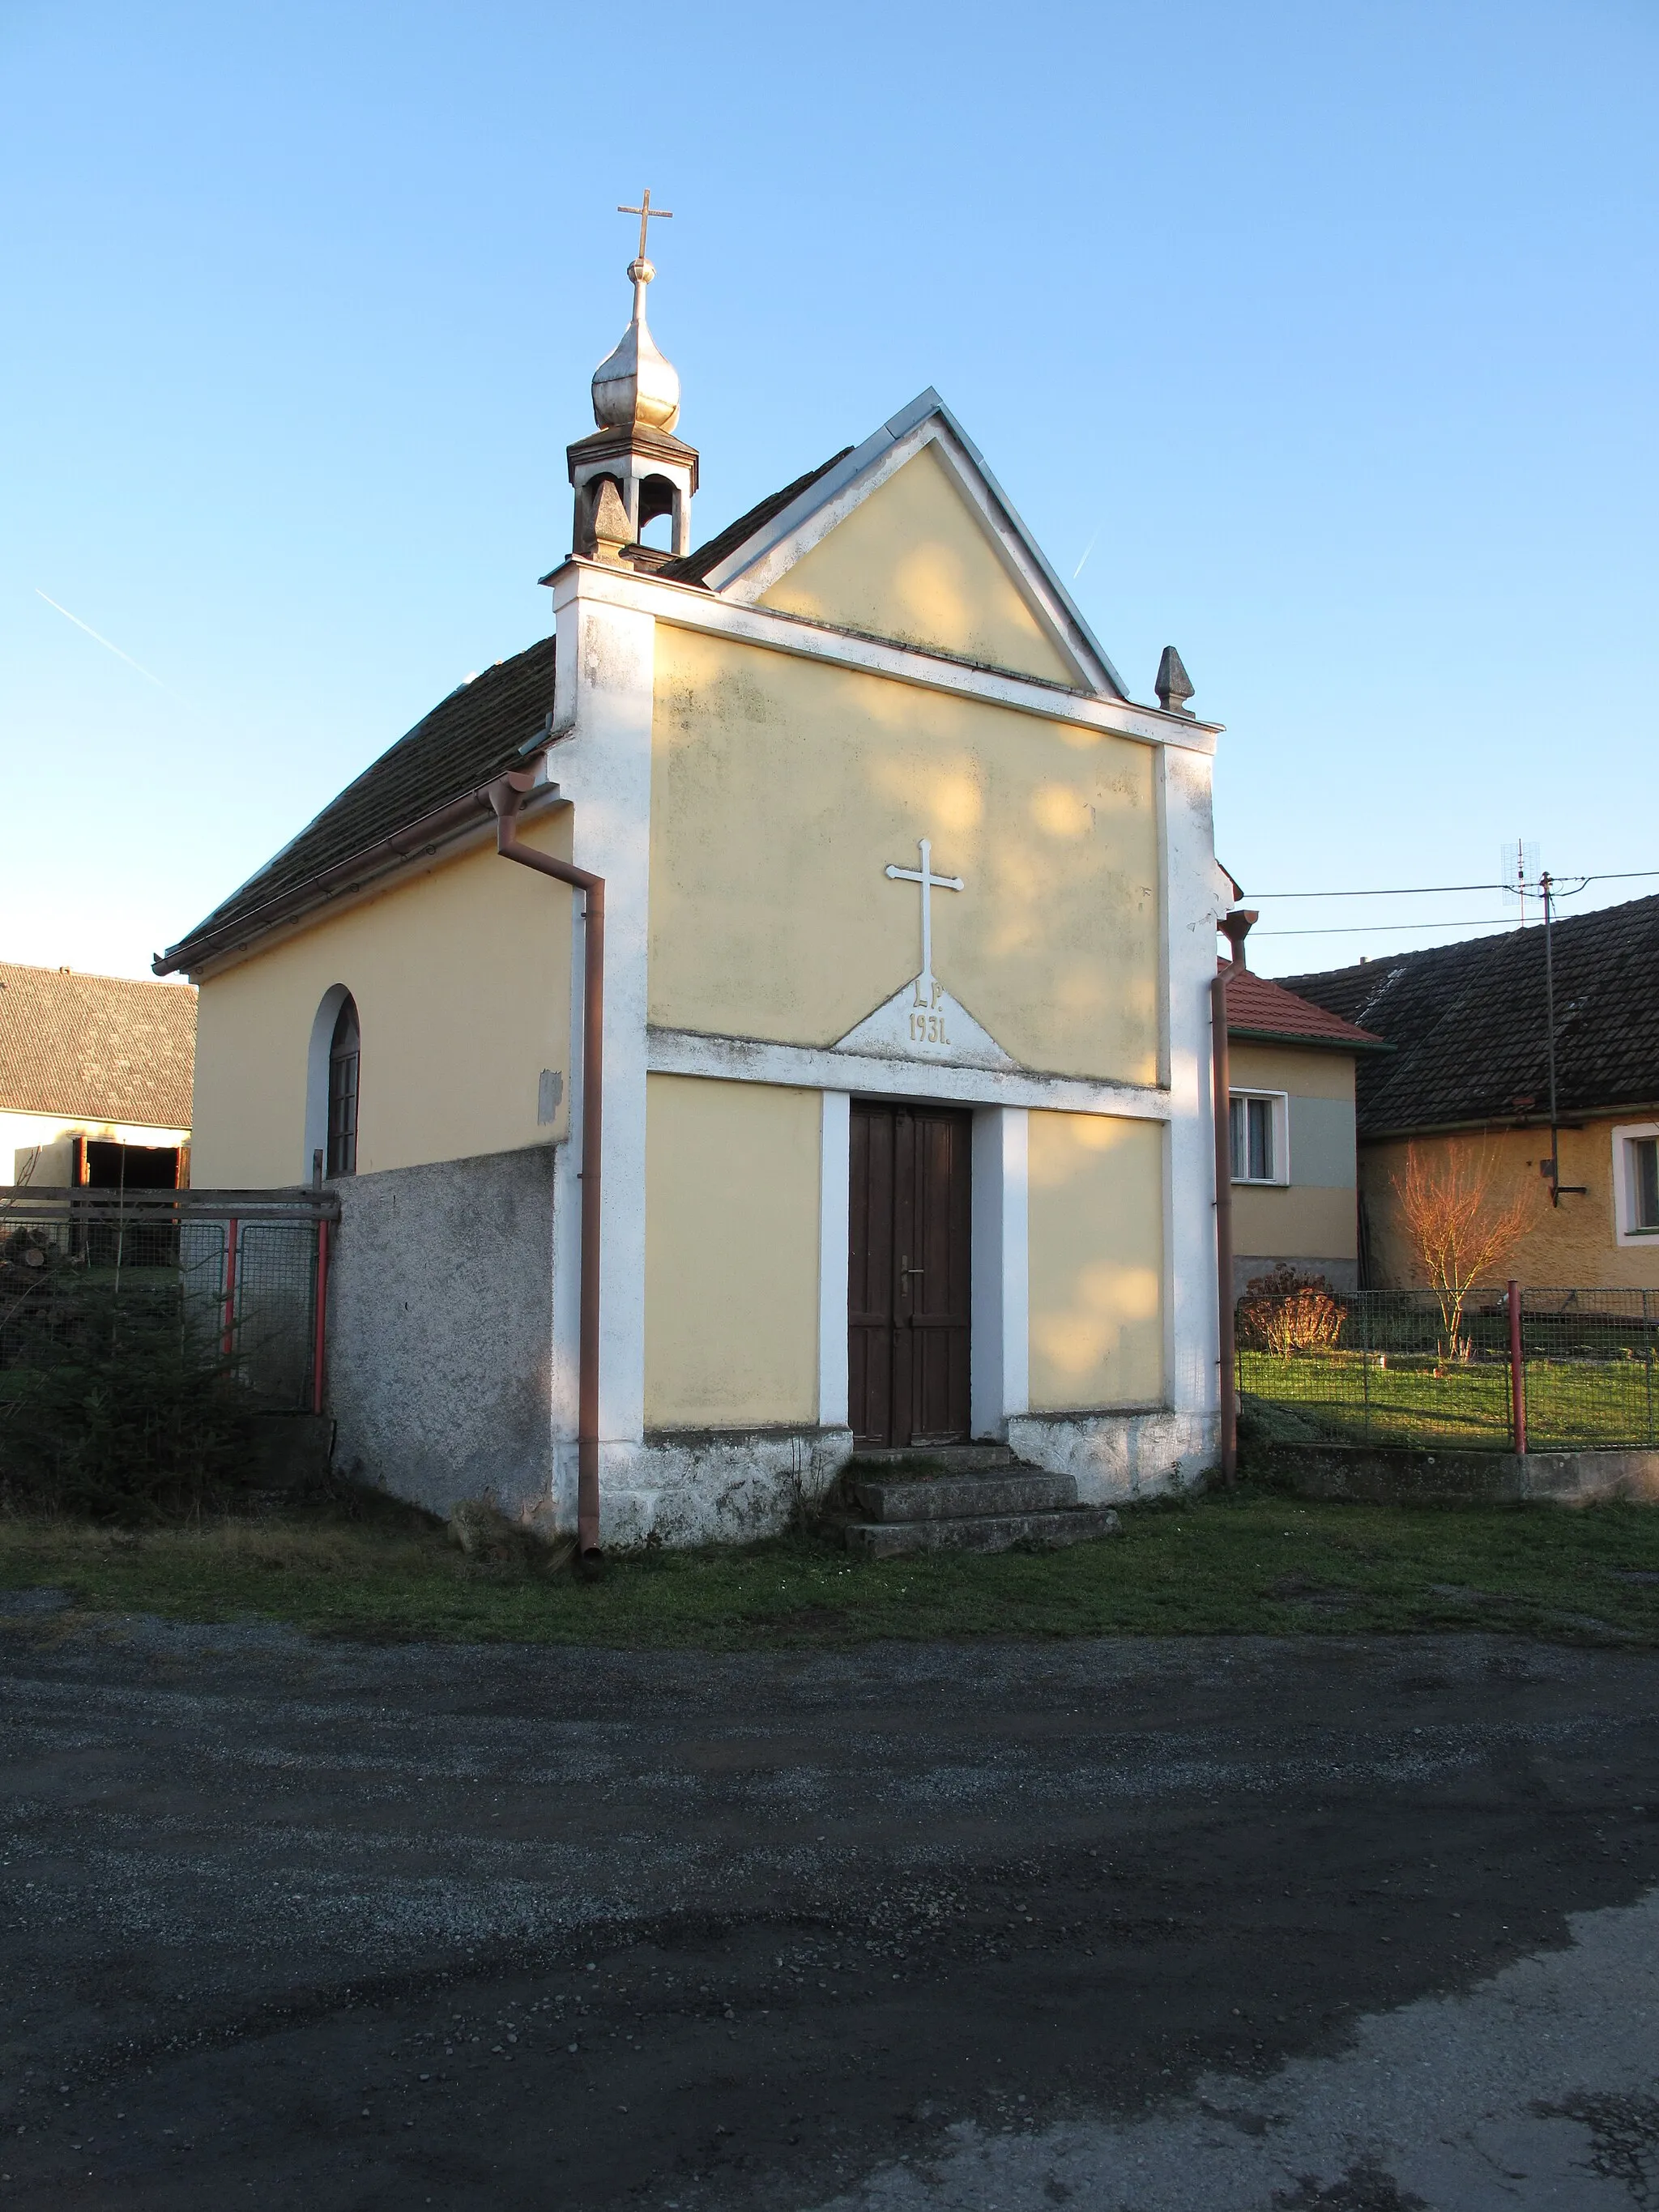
1499, 839, 1540, 926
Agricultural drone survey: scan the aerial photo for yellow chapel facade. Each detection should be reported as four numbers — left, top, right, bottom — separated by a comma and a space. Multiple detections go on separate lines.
163, 250, 1230, 1545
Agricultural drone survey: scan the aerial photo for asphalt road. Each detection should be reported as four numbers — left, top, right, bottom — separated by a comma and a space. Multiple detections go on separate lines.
3, 1592, 1658, 2210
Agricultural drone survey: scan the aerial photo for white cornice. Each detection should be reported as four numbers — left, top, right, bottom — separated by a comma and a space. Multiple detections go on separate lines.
551, 560, 1220, 756
646, 1024, 1172, 1119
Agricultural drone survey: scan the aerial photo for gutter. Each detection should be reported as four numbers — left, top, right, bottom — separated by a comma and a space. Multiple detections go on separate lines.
153, 779, 561, 978
1226, 1025, 1393, 1055
488, 770, 606, 1563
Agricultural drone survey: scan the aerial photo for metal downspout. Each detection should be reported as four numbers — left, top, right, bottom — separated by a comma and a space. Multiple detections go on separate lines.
489, 771, 606, 1559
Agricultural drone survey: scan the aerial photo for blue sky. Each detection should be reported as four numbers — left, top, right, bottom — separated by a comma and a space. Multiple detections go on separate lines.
3, 0, 1654, 981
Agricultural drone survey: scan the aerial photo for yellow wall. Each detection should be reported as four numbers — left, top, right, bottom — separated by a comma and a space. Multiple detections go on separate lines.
1231, 1184, 1355, 1262
643, 1074, 821, 1428
1228, 1040, 1357, 1265
1027, 1111, 1164, 1410
757, 442, 1078, 686
650, 627, 1159, 1083
1363, 1121, 1659, 1290
1227, 1041, 1355, 1104
190, 814, 574, 1186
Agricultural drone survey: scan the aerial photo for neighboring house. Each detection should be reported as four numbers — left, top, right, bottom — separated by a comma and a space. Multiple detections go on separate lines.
1222, 953, 1387, 1298
0, 962, 195, 1190
156, 251, 1230, 1545
1287, 893, 1659, 1289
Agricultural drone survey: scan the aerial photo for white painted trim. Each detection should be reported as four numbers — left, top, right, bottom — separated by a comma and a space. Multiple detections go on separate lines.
303, 982, 354, 1183
541, 586, 658, 1479
817, 1092, 851, 1427
548, 901, 586, 1518
549, 560, 1219, 757
971, 1105, 1028, 1437
715, 413, 1099, 692
646, 1024, 1173, 1121
700, 390, 1128, 701
1611, 1121, 1659, 1246
1228, 1087, 1291, 1187
1154, 743, 1222, 1431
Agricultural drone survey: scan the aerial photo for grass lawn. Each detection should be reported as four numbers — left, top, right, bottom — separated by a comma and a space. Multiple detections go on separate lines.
1240, 1348, 1659, 1451
4, 1488, 1659, 1647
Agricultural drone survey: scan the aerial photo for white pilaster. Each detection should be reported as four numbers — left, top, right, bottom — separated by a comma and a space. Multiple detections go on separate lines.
970, 1104, 1029, 1439
1155, 744, 1222, 1440
817, 1091, 851, 1427
548, 566, 657, 1499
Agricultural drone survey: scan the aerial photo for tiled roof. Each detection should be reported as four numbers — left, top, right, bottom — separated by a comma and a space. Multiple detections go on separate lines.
1223, 961, 1386, 1051
0, 963, 196, 1128
1283, 893, 1659, 1136
658, 450, 854, 586
160, 636, 557, 971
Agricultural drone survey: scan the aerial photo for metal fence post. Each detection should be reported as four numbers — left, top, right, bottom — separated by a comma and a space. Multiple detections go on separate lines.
311, 1217, 330, 1417
1508, 1279, 1526, 1455
220, 1217, 240, 1365
1360, 1289, 1371, 1444
1646, 1289, 1654, 1449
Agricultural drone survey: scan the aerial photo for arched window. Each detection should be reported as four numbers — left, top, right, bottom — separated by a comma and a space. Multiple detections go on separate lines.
326, 995, 360, 1176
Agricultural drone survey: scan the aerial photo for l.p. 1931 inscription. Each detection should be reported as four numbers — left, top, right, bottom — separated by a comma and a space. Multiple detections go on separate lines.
907, 974, 949, 1049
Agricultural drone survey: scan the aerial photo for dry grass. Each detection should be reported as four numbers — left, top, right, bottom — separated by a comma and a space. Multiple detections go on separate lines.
6, 1487, 1659, 1649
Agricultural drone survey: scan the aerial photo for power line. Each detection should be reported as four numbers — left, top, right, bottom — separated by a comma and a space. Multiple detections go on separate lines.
1255, 917, 1520, 937
1246, 867, 1659, 901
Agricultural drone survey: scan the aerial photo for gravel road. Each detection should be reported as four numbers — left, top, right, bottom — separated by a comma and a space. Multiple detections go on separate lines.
3, 1593, 1657, 2209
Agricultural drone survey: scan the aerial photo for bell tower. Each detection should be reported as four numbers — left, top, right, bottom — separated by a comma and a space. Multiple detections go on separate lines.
568, 190, 699, 567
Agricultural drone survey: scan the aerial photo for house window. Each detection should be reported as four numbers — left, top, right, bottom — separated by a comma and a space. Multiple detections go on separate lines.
1230, 1091, 1289, 1185
326, 996, 360, 1177
1611, 1123, 1659, 1244
1635, 1140, 1659, 1231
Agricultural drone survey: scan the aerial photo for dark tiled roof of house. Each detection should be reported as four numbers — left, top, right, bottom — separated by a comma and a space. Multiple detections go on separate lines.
1284, 893, 1659, 1136
658, 449, 854, 586
1222, 961, 1387, 1051
0, 963, 196, 1128
160, 635, 558, 970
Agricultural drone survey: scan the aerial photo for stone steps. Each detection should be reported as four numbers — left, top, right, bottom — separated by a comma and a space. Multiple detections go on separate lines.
848, 1443, 1017, 1475
840, 1455, 1121, 1558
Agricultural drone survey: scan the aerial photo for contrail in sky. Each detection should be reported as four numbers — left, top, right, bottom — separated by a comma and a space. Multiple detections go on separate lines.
34, 588, 169, 688
1072, 531, 1099, 581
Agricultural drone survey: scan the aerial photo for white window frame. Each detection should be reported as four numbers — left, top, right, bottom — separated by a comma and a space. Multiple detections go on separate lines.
1229, 1089, 1290, 1187
1610, 1121, 1659, 1244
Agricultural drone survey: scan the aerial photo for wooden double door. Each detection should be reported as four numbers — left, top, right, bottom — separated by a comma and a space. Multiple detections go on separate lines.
849, 1101, 971, 1449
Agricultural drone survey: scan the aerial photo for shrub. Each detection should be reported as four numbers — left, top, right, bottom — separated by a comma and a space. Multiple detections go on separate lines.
1236, 1265, 1345, 1357
0, 1272, 255, 1519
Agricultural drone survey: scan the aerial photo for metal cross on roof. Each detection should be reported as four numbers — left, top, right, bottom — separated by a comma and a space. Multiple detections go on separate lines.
885, 837, 964, 993
618, 189, 673, 266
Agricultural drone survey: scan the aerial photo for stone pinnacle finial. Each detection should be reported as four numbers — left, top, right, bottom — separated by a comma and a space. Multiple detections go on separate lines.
1156, 646, 1195, 718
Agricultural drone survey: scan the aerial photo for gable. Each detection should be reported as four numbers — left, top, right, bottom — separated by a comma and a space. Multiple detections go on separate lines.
756, 441, 1080, 687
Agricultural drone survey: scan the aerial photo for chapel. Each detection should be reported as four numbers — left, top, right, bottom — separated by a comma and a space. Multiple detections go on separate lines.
160, 205, 1230, 1548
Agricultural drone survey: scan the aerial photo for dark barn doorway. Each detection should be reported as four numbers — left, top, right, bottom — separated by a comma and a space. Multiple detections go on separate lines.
848, 1100, 971, 1450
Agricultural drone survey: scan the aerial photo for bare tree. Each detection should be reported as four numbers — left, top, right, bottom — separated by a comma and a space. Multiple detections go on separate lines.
1392, 1141, 1538, 1361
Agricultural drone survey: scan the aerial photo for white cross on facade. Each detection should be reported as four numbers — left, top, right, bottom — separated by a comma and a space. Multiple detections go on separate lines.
884, 837, 964, 999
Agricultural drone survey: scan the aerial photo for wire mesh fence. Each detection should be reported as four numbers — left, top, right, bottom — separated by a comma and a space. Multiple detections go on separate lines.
1520, 1289, 1659, 1451
1, 1187, 333, 1416
1238, 1281, 1659, 1453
